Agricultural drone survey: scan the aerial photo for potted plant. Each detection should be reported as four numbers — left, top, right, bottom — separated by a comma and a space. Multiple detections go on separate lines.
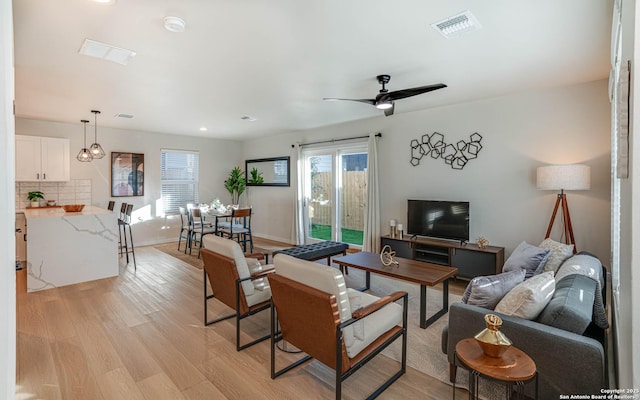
27, 191, 45, 207
224, 167, 246, 205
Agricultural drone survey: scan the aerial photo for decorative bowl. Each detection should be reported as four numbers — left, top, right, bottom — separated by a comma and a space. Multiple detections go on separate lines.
62, 204, 85, 212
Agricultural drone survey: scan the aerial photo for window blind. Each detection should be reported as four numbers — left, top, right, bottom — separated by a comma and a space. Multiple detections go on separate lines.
160, 149, 199, 213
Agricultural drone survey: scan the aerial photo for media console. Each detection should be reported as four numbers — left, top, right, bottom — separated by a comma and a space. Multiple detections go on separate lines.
380, 235, 504, 279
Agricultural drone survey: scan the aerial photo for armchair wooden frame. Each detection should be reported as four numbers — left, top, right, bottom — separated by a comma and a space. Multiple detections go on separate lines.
201, 248, 273, 351
268, 273, 408, 400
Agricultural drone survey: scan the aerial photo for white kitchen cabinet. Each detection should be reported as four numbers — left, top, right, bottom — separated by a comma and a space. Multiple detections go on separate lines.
16, 135, 70, 181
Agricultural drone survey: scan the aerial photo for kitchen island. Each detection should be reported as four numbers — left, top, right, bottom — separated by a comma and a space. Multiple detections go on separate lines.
24, 205, 119, 292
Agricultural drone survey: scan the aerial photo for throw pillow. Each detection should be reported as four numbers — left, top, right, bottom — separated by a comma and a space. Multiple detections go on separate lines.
539, 238, 574, 274
461, 269, 526, 310
502, 241, 551, 279
555, 254, 602, 287
494, 271, 556, 320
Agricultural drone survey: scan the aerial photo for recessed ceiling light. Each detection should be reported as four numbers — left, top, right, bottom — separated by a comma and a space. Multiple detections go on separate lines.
241, 115, 257, 122
199, 126, 208, 131
91, 0, 116, 4
79, 39, 136, 65
164, 16, 187, 33
431, 10, 481, 39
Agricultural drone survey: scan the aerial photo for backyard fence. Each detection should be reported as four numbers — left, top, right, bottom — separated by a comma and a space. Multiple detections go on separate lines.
310, 171, 366, 230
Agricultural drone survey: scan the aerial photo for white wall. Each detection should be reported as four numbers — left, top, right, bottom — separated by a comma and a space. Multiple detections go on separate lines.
243, 80, 612, 262
15, 118, 243, 246
0, 0, 16, 397
615, 0, 639, 389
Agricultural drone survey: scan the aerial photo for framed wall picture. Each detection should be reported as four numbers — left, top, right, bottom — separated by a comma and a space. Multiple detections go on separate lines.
111, 152, 144, 197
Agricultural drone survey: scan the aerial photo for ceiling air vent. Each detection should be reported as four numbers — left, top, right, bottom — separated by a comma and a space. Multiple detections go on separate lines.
431, 10, 481, 39
79, 39, 136, 65
115, 113, 134, 119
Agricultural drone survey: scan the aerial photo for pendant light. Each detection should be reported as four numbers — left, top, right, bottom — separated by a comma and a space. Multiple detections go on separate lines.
77, 119, 93, 162
89, 110, 105, 159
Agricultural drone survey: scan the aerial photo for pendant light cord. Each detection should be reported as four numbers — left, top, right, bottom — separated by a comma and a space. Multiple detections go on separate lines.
82, 119, 89, 147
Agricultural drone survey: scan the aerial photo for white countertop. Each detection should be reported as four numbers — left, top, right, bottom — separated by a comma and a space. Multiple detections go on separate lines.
23, 205, 112, 220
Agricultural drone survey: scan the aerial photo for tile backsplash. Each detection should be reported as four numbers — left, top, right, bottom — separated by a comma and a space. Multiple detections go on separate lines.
16, 179, 92, 209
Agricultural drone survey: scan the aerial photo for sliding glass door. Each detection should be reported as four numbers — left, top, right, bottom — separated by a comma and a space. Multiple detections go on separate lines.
303, 144, 368, 246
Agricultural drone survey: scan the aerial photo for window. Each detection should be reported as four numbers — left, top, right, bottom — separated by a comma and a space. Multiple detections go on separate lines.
160, 149, 199, 213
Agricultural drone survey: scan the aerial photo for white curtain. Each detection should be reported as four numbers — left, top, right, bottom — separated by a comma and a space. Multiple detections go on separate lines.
362, 133, 380, 253
292, 145, 305, 245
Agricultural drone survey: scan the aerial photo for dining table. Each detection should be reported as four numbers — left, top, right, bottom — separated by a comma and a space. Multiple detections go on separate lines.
201, 206, 250, 235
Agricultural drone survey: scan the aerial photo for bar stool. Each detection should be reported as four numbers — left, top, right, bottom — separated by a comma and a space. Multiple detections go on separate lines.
118, 203, 127, 259
119, 203, 137, 269
107, 200, 115, 211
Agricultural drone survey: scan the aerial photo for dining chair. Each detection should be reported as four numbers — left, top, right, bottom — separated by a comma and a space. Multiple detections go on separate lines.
268, 253, 408, 399
201, 234, 273, 351
187, 203, 213, 229
190, 208, 217, 258
217, 207, 253, 253
178, 206, 192, 252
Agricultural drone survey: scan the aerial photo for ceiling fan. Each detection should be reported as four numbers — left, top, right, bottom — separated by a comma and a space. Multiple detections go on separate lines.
323, 75, 447, 116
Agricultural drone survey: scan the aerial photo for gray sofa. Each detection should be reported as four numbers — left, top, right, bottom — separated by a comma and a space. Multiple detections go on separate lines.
441, 253, 607, 399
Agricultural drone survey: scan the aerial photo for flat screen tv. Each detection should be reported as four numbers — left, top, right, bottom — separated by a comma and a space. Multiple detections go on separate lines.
407, 200, 470, 242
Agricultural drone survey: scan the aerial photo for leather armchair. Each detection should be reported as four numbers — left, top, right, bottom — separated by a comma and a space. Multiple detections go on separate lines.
201, 234, 273, 351
268, 253, 408, 399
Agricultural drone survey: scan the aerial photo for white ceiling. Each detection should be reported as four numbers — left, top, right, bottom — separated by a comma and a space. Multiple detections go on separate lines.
13, 0, 612, 140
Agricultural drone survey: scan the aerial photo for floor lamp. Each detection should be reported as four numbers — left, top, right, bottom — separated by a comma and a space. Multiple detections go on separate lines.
536, 164, 591, 253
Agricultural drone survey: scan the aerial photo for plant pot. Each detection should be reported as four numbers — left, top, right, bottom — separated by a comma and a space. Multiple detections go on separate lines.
30, 201, 40, 208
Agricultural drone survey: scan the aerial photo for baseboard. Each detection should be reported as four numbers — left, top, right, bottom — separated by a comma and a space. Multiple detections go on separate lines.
137, 235, 293, 248
136, 239, 175, 247
252, 233, 294, 246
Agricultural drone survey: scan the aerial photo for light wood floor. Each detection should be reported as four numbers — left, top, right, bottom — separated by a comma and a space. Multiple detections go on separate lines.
16, 239, 467, 400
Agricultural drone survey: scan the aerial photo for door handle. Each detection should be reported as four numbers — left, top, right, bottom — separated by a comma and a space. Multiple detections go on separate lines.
43, 173, 46, 180
37, 173, 39, 179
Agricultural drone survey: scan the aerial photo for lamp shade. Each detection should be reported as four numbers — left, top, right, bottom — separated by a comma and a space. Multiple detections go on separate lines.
536, 164, 591, 191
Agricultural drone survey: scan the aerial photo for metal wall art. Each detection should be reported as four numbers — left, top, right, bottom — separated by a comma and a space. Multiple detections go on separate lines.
410, 132, 483, 170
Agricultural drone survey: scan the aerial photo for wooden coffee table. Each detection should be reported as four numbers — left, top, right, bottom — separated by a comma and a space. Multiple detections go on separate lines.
333, 252, 457, 329
454, 338, 538, 400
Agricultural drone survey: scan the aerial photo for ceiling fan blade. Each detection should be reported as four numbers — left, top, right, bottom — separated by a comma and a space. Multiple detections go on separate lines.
323, 97, 376, 105
384, 103, 395, 117
386, 83, 447, 101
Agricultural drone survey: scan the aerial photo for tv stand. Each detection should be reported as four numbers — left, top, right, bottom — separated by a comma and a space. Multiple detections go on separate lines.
380, 235, 504, 279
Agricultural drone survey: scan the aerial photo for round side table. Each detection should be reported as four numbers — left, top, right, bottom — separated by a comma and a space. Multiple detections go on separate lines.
454, 338, 538, 400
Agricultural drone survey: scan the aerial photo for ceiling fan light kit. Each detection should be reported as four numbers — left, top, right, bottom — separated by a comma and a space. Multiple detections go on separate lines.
323, 74, 446, 117
375, 101, 393, 110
